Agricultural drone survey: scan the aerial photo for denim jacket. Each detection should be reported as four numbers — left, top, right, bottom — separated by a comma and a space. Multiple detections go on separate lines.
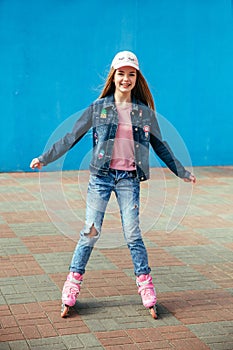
38, 94, 190, 181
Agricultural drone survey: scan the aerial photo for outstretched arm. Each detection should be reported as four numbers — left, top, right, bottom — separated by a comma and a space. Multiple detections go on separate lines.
150, 111, 196, 183
29, 104, 92, 169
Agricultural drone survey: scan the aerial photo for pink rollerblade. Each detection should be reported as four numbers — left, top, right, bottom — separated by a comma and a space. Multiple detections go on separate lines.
136, 274, 157, 319
61, 272, 83, 318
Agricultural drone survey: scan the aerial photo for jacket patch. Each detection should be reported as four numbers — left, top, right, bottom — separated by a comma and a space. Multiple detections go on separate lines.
98, 150, 105, 159
143, 125, 150, 138
100, 108, 107, 118
94, 132, 98, 144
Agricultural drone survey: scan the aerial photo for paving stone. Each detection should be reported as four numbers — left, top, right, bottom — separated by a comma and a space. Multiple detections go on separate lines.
219, 213, 233, 221
0, 238, 29, 255
0, 215, 6, 224
21, 235, 76, 254
61, 335, 85, 348
195, 228, 233, 244
86, 250, 118, 271
0, 255, 44, 278
62, 333, 102, 348
0, 203, 16, 213
0, 293, 7, 305
1, 211, 51, 225
2, 201, 44, 212
163, 290, 233, 324
33, 252, 72, 273
27, 337, 67, 350
0, 275, 60, 305
192, 263, 233, 289
9, 223, 61, 237
0, 343, 11, 350
189, 321, 233, 350
165, 245, 233, 265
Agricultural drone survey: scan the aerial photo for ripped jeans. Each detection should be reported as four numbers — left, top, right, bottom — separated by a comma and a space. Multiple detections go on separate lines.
69, 169, 151, 276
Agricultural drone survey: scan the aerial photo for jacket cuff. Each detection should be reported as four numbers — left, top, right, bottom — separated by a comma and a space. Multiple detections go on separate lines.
38, 156, 46, 166
181, 169, 191, 179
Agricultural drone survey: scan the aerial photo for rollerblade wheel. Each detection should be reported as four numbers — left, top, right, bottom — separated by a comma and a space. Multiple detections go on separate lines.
61, 304, 69, 318
149, 305, 158, 319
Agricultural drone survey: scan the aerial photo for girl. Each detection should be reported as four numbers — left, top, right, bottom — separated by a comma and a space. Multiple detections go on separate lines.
30, 51, 196, 318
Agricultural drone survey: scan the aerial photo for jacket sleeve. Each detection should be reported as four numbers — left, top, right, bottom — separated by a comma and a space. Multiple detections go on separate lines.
149, 111, 191, 179
38, 104, 93, 166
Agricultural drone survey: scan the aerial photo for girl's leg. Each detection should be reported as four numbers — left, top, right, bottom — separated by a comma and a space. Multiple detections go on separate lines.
114, 172, 151, 276
69, 174, 113, 274
114, 172, 157, 315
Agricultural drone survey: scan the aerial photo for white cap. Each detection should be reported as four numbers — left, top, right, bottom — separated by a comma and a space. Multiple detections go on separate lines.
111, 51, 139, 70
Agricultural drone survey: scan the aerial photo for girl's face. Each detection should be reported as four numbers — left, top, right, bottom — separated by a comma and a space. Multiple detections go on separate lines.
113, 66, 137, 94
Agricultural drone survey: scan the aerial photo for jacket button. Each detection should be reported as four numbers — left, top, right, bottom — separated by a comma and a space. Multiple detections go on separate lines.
138, 161, 141, 165
136, 144, 139, 148
141, 177, 144, 180
135, 127, 138, 131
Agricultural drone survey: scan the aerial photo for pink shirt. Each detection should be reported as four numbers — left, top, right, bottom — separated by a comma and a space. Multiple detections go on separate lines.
110, 103, 136, 171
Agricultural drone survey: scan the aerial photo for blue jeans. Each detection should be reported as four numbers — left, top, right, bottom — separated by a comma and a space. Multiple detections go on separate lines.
70, 169, 151, 276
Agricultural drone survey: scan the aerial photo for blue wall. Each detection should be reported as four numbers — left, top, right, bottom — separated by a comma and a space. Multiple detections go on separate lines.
1, 0, 233, 172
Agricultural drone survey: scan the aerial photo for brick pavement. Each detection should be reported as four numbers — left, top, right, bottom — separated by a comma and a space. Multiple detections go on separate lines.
0, 166, 233, 350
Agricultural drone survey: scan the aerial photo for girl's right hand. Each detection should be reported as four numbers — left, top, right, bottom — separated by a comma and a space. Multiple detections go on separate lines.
183, 173, 196, 183
30, 158, 43, 170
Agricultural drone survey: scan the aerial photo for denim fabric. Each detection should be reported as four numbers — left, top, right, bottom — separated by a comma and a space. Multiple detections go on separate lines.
69, 169, 151, 276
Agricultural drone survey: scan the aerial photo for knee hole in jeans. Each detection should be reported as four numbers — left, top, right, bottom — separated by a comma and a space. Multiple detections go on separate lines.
84, 224, 99, 238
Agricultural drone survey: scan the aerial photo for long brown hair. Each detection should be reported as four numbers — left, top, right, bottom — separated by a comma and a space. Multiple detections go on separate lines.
98, 68, 155, 111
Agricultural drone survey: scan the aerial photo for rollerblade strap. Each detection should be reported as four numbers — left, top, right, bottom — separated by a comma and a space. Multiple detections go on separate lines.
69, 277, 83, 285
136, 275, 152, 287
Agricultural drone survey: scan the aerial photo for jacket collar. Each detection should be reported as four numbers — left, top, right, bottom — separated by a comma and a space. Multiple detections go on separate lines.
101, 94, 139, 111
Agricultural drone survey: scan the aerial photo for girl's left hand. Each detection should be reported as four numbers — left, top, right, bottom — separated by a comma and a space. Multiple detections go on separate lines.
184, 173, 196, 183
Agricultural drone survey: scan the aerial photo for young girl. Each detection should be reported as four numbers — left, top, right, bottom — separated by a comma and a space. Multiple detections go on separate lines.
30, 51, 196, 319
